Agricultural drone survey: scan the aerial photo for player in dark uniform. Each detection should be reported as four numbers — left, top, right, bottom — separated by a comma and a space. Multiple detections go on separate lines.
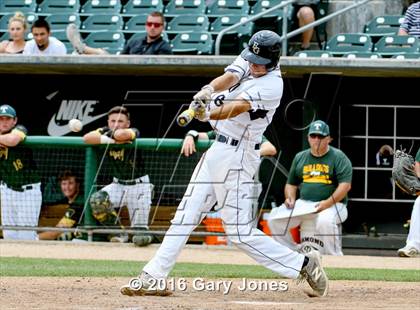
38, 170, 84, 240
83, 106, 153, 244
0, 104, 41, 240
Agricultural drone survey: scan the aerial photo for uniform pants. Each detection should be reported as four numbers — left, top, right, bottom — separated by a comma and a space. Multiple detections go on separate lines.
0, 183, 42, 240
268, 199, 348, 255
102, 175, 152, 228
143, 142, 304, 279
405, 196, 420, 250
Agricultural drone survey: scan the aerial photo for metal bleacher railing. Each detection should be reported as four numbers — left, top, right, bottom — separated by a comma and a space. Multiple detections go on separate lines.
215, 0, 374, 56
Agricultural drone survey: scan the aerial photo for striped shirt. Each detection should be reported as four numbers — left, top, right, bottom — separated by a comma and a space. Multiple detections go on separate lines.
400, 2, 420, 38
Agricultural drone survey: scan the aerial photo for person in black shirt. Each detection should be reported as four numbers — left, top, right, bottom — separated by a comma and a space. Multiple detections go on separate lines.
122, 11, 172, 55
38, 170, 83, 240
83, 106, 153, 243
67, 11, 172, 55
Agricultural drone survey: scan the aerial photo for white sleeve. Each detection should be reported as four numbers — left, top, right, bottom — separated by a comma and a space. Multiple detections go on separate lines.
240, 76, 283, 111
58, 42, 67, 55
224, 55, 249, 80
22, 41, 33, 55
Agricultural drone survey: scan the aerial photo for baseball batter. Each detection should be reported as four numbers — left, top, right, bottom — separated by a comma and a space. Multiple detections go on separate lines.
121, 30, 328, 297
268, 120, 352, 255
83, 106, 153, 234
0, 104, 42, 240
398, 147, 420, 257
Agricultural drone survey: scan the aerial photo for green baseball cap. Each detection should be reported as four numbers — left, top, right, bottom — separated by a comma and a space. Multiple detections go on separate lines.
0, 105, 16, 118
308, 120, 330, 136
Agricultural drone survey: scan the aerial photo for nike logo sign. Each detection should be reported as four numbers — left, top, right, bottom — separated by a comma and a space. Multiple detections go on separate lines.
47, 113, 107, 136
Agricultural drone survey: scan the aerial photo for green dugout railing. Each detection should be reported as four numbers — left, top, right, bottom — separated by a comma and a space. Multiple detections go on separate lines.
23, 136, 213, 227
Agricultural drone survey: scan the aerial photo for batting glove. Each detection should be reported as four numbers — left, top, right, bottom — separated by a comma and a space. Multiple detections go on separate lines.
194, 108, 210, 122
193, 84, 214, 105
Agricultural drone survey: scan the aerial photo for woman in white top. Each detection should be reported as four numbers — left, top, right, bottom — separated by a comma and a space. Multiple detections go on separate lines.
0, 12, 27, 54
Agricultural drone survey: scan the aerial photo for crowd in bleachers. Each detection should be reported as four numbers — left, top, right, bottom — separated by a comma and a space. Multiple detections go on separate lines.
0, 0, 419, 57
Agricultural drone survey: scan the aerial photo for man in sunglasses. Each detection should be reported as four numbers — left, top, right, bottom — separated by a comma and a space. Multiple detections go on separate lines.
121, 11, 172, 55
66, 11, 172, 55
268, 120, 352, 256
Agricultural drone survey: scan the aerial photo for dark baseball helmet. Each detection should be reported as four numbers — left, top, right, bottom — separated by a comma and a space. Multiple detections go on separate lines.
240, 30, 282, 69
89, 190, 112, 222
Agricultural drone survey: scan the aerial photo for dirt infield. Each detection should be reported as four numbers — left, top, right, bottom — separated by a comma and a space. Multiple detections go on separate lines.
1, 240, 420, 270
1, 241, 420, 309
1, 277, 420, 310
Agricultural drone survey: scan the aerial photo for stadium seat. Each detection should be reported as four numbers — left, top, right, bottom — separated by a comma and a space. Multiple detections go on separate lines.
37, 0, 80, 15
81, 14, 124, 32
0, 13, 37, 32
324, 33, 373, 56
121, 0, 164, 16
209, 15, 253, 54
294, 50, 332, 58
0, 31, 9, 41
341, 51, 382, 59
391, 53, 420, 60
0, 0, 37, 14
170, 32, 213, 54
164, 0, 206, 17
123, 14, 149, 33
80, 0, 122, 15
373, 35, 419, 57
249, 0, 283, 18
364, 15, 405, 41
166, 15, 209, 34
249, 0, 283, 34
45, 13, 81, 30
288, 0, 329, 49
206, 0, 250, 18
84, 31, 125, 54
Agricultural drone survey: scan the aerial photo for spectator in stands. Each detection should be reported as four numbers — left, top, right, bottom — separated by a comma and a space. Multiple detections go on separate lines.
83, 106, 153, 245
66, 11, 172, 55
399, 1, 420, 38
291, 0, 321, 51
38, 170, 83, 240
267, 120, 352, 256
0, 104, 42, 240
23, 19, 67, 55
398, 146, 420, 257
0, 12, 27, 54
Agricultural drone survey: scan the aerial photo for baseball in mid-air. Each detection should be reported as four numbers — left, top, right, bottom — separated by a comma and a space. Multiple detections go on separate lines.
68, 119, 83, 132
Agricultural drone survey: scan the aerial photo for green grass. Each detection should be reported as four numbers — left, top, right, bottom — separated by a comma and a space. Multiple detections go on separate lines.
1, 257, 419, 282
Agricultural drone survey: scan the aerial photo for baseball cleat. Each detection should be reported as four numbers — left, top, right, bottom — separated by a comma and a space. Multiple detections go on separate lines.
398, 245, 419, 257
120, 272, 172, 297
298, 250, 329, 297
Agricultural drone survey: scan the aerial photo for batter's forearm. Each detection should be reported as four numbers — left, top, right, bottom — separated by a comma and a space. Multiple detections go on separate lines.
209, 100, 251, 120
415, 162, 420, 179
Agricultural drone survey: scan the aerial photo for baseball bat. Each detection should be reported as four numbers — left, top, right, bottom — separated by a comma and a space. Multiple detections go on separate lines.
176, 108, 195, 127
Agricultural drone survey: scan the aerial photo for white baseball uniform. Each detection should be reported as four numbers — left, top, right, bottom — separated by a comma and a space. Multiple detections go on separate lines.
404, 196, 420, 251
102, 175, 152, 228
143, 56, 306, 280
